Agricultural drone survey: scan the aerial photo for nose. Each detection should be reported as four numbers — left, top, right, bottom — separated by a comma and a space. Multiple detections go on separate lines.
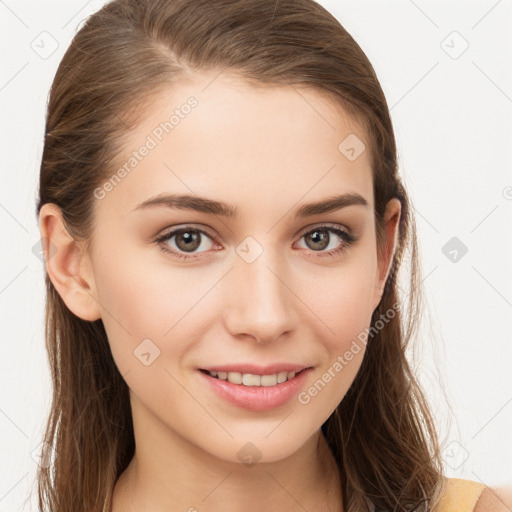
222, 245, 297, 344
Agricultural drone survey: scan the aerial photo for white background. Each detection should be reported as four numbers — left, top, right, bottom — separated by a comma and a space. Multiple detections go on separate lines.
1, 0, 511, 510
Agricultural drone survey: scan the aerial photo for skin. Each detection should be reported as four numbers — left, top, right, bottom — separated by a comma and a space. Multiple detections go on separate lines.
39, 71, 402, 512
474, 487, 511, 512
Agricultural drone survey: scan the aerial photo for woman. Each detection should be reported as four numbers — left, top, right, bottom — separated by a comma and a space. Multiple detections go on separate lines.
35, 0, 504, 510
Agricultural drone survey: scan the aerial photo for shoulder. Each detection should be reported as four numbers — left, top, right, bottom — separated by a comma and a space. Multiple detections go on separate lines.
473, 486, 510, 512
434, 477, 500, 512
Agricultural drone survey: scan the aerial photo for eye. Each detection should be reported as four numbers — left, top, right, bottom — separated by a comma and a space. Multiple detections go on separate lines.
155, 223, 357, 261
155, 226, 219, 261
295, 224, 357, 258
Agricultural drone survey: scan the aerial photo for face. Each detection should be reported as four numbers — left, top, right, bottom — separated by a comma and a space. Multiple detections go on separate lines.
72, 72, 399, 464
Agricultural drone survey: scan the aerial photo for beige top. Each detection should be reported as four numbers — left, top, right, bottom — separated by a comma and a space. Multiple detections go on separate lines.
434, 477, 486, 512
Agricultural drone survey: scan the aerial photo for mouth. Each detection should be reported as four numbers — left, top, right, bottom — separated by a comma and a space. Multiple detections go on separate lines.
199, 368, 307, 387
197, 366, 313, 411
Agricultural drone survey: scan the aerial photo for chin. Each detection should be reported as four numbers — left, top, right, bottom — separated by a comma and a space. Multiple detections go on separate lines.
198, 423, 316, 466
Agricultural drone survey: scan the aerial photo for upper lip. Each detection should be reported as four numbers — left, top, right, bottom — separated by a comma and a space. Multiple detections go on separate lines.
200, 363, 312, 375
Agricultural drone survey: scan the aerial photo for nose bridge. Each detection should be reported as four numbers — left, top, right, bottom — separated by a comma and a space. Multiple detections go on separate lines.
224, 236, 296, 342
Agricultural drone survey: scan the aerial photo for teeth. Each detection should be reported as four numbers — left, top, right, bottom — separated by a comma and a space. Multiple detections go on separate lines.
227, 372, 242, 384
207, 370, 300, 387
242, 373, 261, 386
260, 374, 277, 386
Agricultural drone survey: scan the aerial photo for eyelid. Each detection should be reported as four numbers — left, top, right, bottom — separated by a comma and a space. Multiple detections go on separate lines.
295, 221, 352, 238
156, 223, 218, 241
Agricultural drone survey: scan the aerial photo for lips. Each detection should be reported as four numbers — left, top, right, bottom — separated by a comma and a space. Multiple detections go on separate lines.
197, 363, 313, 411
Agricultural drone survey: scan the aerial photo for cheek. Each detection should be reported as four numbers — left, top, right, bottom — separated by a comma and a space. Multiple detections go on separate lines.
302, 245, 378, 400
296, 266, 377, 420
312, 248, 378, 345
91, 241, 211, 367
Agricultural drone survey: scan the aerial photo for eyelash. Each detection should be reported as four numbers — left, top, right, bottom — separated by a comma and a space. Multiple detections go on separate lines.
154, 224, 357, 261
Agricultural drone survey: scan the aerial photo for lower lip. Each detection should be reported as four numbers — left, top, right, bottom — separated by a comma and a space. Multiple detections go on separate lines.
198, 369, 312, 411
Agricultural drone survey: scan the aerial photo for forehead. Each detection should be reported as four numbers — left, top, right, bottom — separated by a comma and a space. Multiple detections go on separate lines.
96, 71, 374, 221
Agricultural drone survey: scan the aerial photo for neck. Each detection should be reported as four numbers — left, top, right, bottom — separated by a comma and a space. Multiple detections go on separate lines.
112, 401, 343, 512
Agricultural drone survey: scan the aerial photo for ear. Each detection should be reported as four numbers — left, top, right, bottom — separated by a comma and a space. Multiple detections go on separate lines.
38, 203, 101, 322
371, 198, 401, 311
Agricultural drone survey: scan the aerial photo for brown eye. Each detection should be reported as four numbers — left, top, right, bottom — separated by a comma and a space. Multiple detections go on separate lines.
174, 230, 202, 252
156, 226, 217, 260
304, 229, 331, 251
296, 225, 357, 258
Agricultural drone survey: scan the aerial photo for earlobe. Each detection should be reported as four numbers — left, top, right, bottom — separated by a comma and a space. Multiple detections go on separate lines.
38, 203, 101, 322
372, 198, 401, 310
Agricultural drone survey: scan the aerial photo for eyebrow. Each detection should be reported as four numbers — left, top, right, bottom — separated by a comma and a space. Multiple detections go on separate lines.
131, 192, 368, 218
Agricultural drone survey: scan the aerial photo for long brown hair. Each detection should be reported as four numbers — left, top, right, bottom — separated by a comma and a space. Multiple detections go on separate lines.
36, 0, 444, 510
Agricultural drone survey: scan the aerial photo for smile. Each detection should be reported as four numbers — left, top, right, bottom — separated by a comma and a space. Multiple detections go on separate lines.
198, 367, 312, 411
203, 370, 298, 387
